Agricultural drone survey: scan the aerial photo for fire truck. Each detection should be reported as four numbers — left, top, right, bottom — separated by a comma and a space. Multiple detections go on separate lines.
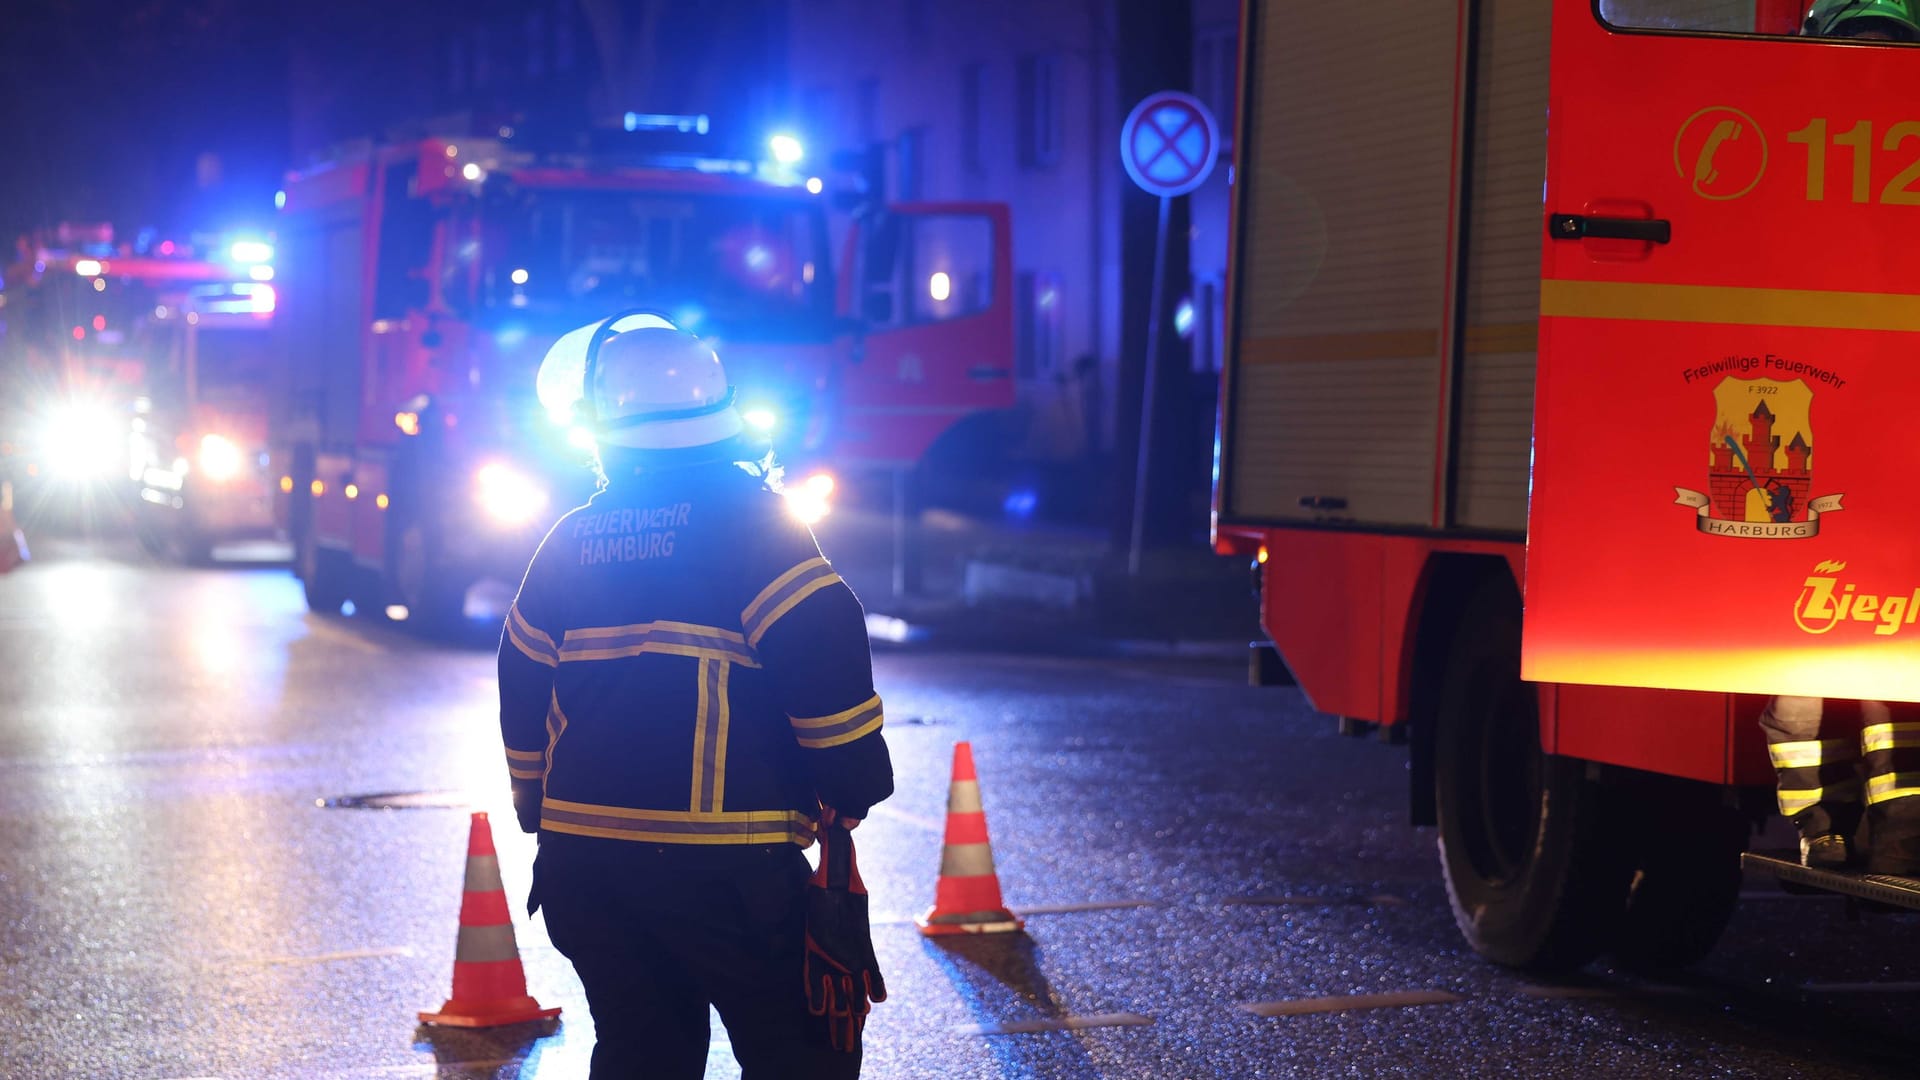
270, 123, 1012, 630
1215, 0, 1920, 973
1, 227, 276, 544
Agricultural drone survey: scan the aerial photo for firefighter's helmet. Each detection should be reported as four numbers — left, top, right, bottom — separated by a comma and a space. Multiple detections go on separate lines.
1805, 0, 1920, 38
536, 310, 749, 451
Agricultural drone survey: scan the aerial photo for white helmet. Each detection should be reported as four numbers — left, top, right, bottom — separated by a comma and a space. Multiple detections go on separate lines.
536, 310, 748, 451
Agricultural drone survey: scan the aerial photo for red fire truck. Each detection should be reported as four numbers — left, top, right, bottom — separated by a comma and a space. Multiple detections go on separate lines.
271, 125, 1012, 629
1, 228, 277, 549
1215, 0, 1920, 973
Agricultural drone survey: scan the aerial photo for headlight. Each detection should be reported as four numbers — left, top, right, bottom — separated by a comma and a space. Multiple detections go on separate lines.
782, 471, 835, 525
197, 433, 244, 483
474, 462, 549, 527
40, 404, 126, 478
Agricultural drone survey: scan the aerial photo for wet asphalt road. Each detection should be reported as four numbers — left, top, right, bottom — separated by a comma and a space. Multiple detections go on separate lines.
2, 541, 1919, 1079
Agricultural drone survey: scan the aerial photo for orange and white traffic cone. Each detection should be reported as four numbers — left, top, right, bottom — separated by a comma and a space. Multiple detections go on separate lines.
419, 812, 562, 1028
917, 741, 1025, 937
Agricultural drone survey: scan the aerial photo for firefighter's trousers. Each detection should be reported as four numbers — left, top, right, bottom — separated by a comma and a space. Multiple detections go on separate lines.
1759, 696, 1920, 830
535, 834, 861, 1080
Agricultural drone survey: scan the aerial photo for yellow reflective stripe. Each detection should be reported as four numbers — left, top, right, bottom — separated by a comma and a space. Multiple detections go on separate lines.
1542, 278, 1920, 333
538, 799, 814, 846
1867, 773, 1920, 804
713, 661, 732, 810
542, 692, 569, 793
749, 572, 841, 648
557, 620, 760, 667
691, 658, 712, 811
507, 745, 545, 780
1768, 738, 1856, 770
1862, 723, 1920, 754
796, 712, 884, 750
1778, 787, 1827, 816
744, 557, 827, 627
506, 606, 559, 667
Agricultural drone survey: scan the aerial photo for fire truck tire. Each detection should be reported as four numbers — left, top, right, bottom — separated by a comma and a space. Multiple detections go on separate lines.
298, 530, 349, 615
1610, 788, 1746, 971
393, 522, 465, 635
1434, 582, 1634, 973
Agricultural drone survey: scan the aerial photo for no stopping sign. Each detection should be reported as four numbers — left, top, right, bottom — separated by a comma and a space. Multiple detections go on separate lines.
1121, 91, 1220, 198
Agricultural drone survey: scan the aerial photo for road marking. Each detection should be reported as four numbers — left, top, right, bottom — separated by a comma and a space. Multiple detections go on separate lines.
866, 804, 943, 833
1013, 899, 1159, 915
1802, 981, 1920, 993
1226, 894, 1406, 907
956, 1012, 1153, 1035
1242, 990, 1462, 1017
251, 946, 415, 966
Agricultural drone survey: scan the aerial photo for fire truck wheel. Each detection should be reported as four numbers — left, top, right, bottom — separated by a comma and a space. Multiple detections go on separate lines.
394, 522, 465, 634
298, 528, 349, 615
1434, 582, 1634, 973
1610, 787, 1746, 971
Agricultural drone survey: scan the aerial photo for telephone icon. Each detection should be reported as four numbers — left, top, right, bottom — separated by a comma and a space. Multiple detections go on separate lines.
1694, 120, 1742, 189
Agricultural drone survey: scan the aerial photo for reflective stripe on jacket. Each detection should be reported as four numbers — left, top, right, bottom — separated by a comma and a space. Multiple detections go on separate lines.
497, 464, 893, 847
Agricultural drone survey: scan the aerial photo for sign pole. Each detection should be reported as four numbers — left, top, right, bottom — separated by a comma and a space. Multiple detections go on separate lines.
1128, 194, 1171, 578
1118, 90, 1218, 579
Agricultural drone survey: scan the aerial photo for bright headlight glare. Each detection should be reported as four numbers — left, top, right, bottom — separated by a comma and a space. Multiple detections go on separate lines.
197, 433, 244, 482
41, 404, 125, 477
474, 462, 548, 526
743, 408, 777, 431
782, 471, 836, 525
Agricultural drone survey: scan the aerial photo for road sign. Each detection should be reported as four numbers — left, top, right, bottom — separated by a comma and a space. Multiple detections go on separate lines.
1121, 91, 1219, 198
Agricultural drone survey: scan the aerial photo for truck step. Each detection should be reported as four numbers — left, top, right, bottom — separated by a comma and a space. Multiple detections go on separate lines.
1743, 852, 1920, 911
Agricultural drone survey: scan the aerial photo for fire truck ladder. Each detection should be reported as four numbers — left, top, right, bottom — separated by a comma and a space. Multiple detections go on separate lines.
1742, 853, 1920, 912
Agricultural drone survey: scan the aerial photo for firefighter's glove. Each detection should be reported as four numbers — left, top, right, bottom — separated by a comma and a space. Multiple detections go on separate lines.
803, 821, 886, 1052
511, 778, 543, 834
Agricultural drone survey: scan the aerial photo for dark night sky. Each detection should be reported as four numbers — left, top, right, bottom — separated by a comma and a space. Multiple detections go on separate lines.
0, 1, 292, 247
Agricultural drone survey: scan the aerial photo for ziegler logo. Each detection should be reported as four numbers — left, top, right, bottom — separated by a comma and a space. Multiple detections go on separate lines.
1793, 561, 1920, 636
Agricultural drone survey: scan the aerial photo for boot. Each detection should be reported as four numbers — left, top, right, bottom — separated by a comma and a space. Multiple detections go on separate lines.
1866, 798, 1920, 877
1792, 802, 1862, 870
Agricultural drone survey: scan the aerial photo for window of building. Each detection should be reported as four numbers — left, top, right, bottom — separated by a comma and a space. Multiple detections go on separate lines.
898, 127, 927, 201
856, 78, 881, 144
1194, 25, 1237, 133
1017, 53, 1063, 169
1016, 270, 1063, 378
527, 11, 548, 78
961, 63, 988, 174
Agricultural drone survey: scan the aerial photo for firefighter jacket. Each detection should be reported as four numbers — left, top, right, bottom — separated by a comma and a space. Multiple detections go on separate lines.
497, 463, 894, 848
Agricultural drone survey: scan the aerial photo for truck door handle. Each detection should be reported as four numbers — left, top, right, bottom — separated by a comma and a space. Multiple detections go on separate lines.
1299, 495, 1347, 511
1549, 213, 1671, 244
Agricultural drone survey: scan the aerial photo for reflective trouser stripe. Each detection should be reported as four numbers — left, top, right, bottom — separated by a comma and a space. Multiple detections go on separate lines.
1768, 738, 1856, 770
455, 923, 523, 964
1864, 723, 1920, 805
1867, 772, 1920, 805
1780, 780, 1862, 818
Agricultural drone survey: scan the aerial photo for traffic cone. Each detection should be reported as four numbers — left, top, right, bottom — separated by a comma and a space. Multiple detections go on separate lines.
917, 741, 1025, 937
419, 812, 562, 1028
0, 480, 24, 575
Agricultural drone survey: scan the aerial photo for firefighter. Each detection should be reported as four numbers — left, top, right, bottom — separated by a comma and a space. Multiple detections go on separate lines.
500, 312, 893, 1079
1757, 0, 1920, 876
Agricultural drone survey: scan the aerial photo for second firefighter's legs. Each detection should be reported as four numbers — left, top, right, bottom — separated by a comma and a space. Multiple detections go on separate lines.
1760, 695, 1862, 869
1862, 701, 1920, 876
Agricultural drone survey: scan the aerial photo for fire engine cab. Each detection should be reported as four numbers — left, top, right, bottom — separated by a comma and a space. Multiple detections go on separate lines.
272, 121, 1012, 630
1216, 0, 1920, 973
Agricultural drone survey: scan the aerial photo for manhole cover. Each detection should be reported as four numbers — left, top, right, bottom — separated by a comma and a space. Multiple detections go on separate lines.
316, 791, 470, 810
896, 716, 944, 727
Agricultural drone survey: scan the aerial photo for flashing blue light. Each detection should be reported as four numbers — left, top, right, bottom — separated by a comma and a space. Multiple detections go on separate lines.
626, 112, 711, 134
672, 305, 706, 330
769, 134, 804, 165
274, 190, 287, 210
744, 245, 773, 272
1174, 298, 1195, 338
495, 325, 529, 350
230, 240, 274, 265
1002, 488, 1038, 521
